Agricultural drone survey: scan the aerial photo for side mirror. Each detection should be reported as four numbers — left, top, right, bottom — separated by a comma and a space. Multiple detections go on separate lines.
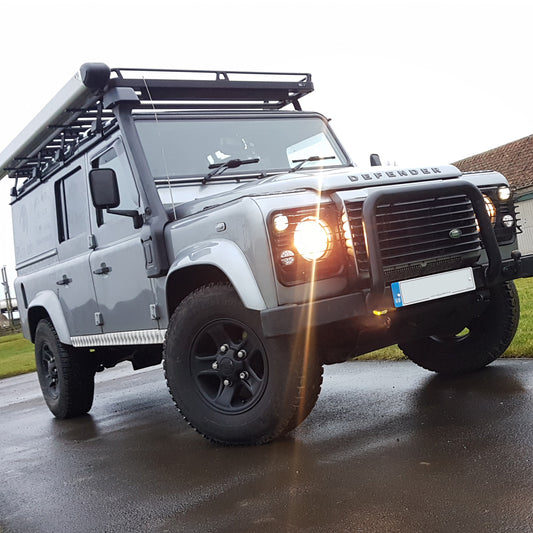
89, 168, 143, 229
370, 153, 382, 167
89, 168, 120, 209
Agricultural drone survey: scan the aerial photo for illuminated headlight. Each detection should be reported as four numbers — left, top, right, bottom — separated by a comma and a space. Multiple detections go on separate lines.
498, 186, 512, 201
294, 217, 333, 261
269, 205, 343, 285
502, 214, 514, 228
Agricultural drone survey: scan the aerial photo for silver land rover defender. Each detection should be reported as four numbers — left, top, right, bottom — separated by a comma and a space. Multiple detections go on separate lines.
2, 63, 532, 445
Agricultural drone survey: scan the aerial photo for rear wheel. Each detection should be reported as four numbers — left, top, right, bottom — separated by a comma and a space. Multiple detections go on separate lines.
399, 281, 519, 375
35, 319, 95, 418
164, 283, 323, 445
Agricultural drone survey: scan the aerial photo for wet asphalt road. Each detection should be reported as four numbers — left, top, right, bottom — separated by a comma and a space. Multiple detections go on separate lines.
1, 359, 532, 533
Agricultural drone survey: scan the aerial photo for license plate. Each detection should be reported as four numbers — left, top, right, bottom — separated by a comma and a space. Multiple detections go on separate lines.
391, 267, 475, 308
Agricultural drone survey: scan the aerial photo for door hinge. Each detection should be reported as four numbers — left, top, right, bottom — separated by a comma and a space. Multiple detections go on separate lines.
88, 234, 97, 249
94, 312, 104, 326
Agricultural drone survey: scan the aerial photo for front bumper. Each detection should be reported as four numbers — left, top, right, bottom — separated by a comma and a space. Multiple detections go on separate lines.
260, 253, 533, 338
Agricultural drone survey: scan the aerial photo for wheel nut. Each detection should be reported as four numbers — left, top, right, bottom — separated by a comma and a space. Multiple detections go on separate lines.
239, 371, 249, 380
223, 379, 231, 387
212, 362, 218, 370
237, 350, 246, 359
220, 344, 229, 353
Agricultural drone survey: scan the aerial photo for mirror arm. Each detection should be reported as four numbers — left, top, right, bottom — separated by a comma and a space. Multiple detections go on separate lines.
107, 209, 144, 229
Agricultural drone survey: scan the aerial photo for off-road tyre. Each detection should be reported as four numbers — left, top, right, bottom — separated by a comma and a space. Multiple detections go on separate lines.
35, 319, 95, 418
399, 281, 520, 375
163, 283, 323, 445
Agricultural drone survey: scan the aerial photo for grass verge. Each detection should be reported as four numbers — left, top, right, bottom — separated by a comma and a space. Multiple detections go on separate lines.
0, 332, 35, 379
2, 278, 533, 379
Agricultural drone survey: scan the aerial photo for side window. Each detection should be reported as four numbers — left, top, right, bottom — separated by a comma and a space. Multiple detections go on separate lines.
92, 142, 140, 226
55, 167, 89, 243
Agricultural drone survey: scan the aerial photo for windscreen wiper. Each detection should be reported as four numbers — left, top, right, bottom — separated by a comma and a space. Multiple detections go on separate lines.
203, 157, 260, 183
290, 155, 335, 172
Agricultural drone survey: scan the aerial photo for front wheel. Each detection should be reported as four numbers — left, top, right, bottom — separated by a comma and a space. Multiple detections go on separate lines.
163, 283, 323, 445
35, 319, 95, 418
399, 281, 520, 375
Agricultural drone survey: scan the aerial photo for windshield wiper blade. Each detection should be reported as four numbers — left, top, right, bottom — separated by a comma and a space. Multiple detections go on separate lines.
290, 155, 335, 172
203, 157, 260, 183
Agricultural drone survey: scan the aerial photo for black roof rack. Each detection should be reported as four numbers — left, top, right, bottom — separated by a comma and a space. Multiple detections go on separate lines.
0, 64, 313, 187
111, 67, 313, 110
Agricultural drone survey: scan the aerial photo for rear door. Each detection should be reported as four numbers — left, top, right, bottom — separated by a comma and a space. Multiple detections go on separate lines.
54, 161, 101, 337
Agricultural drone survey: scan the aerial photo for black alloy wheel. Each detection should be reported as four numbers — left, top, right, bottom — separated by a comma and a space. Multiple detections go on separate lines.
164, 283, 323, 445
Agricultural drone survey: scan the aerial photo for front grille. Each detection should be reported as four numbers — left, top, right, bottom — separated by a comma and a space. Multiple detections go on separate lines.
346, 194, 482, 282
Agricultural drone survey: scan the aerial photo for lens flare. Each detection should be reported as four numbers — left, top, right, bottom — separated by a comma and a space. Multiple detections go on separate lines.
293, 217, 332, 261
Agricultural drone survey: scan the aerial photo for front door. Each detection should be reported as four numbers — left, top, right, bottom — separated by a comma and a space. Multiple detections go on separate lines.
88, 138, 159, 336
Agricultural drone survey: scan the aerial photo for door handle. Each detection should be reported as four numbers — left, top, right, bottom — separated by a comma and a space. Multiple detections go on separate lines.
92, 263, 112, 275
56, 275, 72, 286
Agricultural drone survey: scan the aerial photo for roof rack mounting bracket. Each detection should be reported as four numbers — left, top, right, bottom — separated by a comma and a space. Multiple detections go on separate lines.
103, 87, 140, 109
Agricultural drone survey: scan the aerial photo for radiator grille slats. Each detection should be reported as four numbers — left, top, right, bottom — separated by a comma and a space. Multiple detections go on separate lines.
346, 194, 482, 282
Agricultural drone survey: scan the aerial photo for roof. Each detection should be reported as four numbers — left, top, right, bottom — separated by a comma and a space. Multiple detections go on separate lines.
454, 134, 533, 192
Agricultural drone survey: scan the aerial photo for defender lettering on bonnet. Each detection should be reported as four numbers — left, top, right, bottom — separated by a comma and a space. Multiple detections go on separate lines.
1, 63, 532, 446
348, 167, 443, 182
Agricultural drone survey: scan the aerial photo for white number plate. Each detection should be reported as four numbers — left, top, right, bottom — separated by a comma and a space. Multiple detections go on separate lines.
391, 267, 475, 308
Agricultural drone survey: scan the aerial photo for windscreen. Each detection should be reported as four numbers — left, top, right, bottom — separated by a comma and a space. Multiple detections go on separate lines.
135, 116, 348, 180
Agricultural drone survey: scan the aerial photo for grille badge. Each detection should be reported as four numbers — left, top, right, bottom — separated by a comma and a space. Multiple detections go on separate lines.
449, 228, 463, 239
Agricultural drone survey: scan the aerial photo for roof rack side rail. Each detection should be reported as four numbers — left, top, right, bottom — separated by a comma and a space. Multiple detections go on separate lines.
0, 63, 111, 181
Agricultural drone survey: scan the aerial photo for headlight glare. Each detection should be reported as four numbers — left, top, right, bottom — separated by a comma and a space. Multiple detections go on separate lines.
342, 212, 355, 256
294, 216, 332, 261
483, 195, 496, 224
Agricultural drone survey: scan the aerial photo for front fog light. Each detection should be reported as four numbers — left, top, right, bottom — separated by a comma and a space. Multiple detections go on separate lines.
280, 249, 295, 266
502, 214, 514, 228
294, 217, 332, 261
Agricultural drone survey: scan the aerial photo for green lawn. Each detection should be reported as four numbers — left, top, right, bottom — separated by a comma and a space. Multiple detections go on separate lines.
2, 278, 533, 379
0, 332, 36, 378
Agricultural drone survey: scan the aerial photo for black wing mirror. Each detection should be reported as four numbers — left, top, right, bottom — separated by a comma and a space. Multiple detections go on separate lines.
370, 153, 382, 167
89, 168, 120, 209
89, 168, 143, 229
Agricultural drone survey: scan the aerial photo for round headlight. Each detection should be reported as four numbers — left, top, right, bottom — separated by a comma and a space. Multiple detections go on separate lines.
273, 214, 289, 232
294, 217, 333, 261
498, 186, 512, 201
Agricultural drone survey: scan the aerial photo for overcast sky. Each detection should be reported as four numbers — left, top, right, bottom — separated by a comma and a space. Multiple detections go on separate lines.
1, 0, 533, 290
